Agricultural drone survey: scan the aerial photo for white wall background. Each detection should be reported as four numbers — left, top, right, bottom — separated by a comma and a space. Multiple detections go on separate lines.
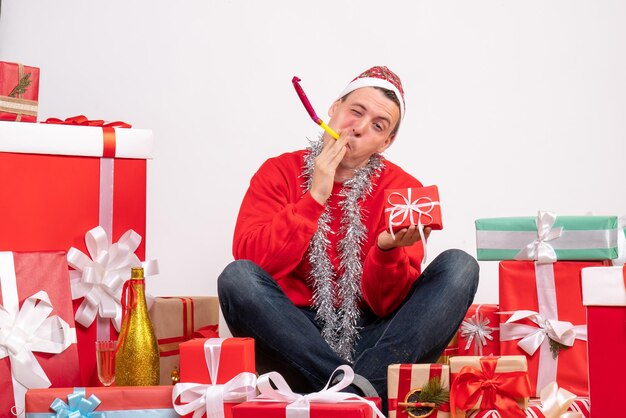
1, 1, 624, 313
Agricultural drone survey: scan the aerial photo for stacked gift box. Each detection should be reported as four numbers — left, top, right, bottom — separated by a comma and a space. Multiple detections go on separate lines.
0, 62, 223, 416
468, 211, 619, 416
387, 211, 621, 417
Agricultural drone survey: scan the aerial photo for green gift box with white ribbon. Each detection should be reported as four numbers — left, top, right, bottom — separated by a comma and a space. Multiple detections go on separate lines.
475, 211, 618, 262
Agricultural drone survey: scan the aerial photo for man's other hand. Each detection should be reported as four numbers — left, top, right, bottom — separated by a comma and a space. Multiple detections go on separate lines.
377, 225, 432, 251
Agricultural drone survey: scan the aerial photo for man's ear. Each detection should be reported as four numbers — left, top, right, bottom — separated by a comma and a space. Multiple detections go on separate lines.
328, 99, 341, 118
377, 134, 395, 153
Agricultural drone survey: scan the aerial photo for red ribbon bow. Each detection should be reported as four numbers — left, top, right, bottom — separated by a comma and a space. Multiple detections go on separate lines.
43, 114, 131, 128
451, 357, 532, 418
42, 115, 131, 158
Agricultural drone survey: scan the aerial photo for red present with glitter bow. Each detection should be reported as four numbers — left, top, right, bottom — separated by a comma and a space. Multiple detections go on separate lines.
384, 186, 442, 238
149, 296, 220, 385
0, 118, 153, 386
458, 304, 500, 357
0, 61, 39, 122
450, 356, 531, 418
388, 364, 450, 418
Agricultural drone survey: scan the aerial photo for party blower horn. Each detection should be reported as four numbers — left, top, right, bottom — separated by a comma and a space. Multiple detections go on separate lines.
292, 76, 340, 140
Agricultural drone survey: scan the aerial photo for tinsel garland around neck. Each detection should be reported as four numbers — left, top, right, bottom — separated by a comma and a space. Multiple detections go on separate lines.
302, 137, 385, 361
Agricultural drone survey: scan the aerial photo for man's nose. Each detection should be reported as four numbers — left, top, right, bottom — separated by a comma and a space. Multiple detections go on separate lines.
351, 119, 367, 137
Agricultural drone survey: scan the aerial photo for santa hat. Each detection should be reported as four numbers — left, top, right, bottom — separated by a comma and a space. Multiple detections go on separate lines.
337, 66, 405, 120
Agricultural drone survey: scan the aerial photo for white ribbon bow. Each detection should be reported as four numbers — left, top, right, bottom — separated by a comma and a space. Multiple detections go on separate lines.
385, 189, 439, 263
0, 290, 76, 389
67, 226, 158, 331
172, 373, 258, 418
538, 382, 582, 418
172, 338, 257, 418
460, 307, 497, 355
256, 365, 385, 418
515, 211, 563, 264
499, 310, 586, 356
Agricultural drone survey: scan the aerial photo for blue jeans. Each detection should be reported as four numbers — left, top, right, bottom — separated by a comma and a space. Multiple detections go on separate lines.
218, 249, 479, 408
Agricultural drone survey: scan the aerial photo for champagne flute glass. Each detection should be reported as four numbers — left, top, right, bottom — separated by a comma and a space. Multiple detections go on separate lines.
95, 340, 117, 386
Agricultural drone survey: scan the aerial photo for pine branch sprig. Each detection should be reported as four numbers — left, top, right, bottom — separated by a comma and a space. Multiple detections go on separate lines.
417, 376, 450, 406
8, 73, 32, 97
549, 338, 570, 359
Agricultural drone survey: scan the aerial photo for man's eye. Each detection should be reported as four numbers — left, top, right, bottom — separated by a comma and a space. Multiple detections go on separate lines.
374, 123, 383, 131
351, 109, 361, 116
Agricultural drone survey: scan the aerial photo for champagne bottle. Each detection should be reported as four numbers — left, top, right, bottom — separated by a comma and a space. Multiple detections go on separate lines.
115, 267, 160, 385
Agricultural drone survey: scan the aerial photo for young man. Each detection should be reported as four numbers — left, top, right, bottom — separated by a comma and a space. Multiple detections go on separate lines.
218, 66, 479, 406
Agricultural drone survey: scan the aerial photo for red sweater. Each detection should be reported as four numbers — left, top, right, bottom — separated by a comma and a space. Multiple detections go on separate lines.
233, 149, 424, 317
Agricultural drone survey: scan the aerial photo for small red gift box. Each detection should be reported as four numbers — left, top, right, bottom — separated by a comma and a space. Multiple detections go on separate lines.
0, 251, 81, 416
232, 398, 382, 418
388, 364, 450, 418
499, 260, 607, 397
0, 62, 39, 122
581, 265, 626, 417
25, 386, 175, 416
449, 356, 531, 418
179, 337, 255, 384
232, 366, 382, 418
384, 185, 442, 236
176, 338, 256, 418
457, 304, 500, 356
149, 296, 220, 385
0, 120, 153, 386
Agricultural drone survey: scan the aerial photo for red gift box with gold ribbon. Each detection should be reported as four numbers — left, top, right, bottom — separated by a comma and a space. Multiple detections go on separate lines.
499, 260, 607, 397
388, 363, 450, 418
0, 251, 81, 416
149, 296, 220, 385
0, 61, 39, 122
0, 118, 153, 387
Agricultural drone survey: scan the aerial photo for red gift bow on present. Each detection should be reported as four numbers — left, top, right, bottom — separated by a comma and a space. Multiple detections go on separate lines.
43, 115, 131, 128
43, 115, 131, 158
451, 357, 532, 418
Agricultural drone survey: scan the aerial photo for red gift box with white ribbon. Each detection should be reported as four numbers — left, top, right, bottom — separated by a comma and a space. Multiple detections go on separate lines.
0, 251, 80, 416
0, 119, 153, 386
175, 338, 257, 418
232, 365, 384, 418
499, 260, 608, 397
384, 185, 442, 236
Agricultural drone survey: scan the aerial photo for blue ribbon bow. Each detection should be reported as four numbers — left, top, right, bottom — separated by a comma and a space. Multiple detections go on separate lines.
50, 388, 106, 418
